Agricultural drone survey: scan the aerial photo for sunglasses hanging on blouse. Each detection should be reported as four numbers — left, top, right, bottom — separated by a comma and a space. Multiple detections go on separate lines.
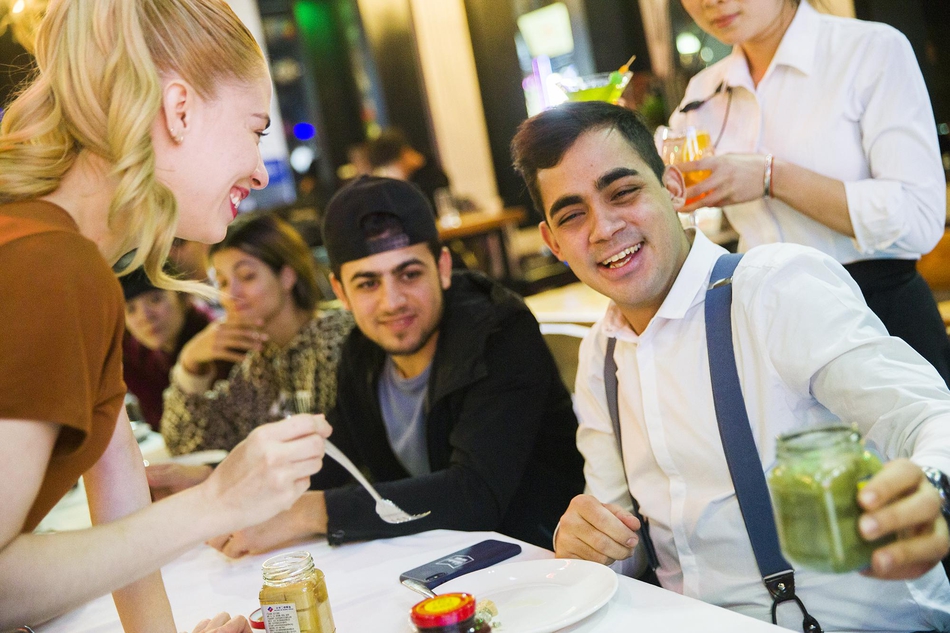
679, 81, 734, 150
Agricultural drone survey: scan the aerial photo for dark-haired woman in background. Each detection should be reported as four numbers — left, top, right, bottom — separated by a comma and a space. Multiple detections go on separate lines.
120, 267, 220, 432
151, 214, 352, 495
670, 0, 950, 383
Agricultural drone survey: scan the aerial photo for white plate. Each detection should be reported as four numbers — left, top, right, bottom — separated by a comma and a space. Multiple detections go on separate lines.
167, 449, 229, 466
435, 559, 618, 633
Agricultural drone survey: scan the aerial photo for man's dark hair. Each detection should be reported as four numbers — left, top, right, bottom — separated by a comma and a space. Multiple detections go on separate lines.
367, 128, 411, 168
511, 102, 665, 220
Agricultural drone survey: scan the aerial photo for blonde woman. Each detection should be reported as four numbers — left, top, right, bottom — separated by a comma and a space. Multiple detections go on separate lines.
0, 1, 330, 631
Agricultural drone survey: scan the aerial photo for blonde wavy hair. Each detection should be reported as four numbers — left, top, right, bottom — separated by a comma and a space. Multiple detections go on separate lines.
0, 0, 266, 296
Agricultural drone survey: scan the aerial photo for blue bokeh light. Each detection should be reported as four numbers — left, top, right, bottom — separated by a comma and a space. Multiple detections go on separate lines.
293, 122, 316, 141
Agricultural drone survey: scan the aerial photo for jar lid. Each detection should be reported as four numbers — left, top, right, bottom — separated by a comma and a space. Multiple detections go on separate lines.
410, 593, 476, 627
248, 608, 266, 630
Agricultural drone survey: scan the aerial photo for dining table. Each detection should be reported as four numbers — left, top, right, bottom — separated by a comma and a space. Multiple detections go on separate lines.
36, 528, 784, 633
524, 282, 611, 325
438, 207, 525, 280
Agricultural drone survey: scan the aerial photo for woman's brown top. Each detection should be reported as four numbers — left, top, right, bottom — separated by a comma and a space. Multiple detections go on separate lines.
0, 200, 125, 531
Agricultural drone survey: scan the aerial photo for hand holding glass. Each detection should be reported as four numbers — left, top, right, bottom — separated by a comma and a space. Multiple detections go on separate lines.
658, 126, 714, 227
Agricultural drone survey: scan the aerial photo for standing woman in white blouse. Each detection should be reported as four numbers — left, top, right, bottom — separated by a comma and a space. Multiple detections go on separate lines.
671, 0, 950, 384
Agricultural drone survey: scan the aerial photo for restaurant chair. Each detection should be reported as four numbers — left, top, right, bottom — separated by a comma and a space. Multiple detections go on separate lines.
540, 323, 591, 392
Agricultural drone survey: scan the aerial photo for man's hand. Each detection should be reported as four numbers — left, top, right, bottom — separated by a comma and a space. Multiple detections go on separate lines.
190, 613, 251, 633
146, 463, 213, 501
207, 491, 327, 558
859, 459, 950, 579
554, 494, 641, 565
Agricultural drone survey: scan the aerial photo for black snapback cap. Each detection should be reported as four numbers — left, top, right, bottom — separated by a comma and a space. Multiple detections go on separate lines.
322, 176, 439, 270
118, 262, 180, 302
119, 267, 160, 302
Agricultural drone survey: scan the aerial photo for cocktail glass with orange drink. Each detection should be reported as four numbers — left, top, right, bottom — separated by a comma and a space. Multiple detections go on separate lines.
657, 126, 714, 228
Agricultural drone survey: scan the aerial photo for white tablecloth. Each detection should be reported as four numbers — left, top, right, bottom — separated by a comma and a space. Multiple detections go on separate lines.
36, 530, 783, 632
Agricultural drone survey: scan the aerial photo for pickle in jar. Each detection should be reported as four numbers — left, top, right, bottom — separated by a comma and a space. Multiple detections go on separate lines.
768, 426, 894, 573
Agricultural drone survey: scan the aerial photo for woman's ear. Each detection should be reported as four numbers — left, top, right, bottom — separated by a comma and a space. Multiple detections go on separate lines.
160, 75, 194, 144
279, 265, 298, 293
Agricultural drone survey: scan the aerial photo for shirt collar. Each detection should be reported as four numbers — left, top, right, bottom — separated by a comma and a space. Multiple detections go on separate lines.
769, 0, 819, 77
602, 229, 728, 339
721, 0, 819, 90
721, 48, 756, 92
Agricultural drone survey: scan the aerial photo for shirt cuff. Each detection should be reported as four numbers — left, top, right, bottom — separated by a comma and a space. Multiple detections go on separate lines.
845, 179, 912, 255
171, 362, 215, 395
910, 456, 950, 478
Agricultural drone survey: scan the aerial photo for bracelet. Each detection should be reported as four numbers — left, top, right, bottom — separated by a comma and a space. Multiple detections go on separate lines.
763, 153, 774, 199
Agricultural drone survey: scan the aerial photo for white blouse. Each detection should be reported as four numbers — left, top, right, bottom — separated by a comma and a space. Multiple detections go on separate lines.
670, 1, 946, 264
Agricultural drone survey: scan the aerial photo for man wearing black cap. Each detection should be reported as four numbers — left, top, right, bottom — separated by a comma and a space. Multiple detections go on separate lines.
214, 176, 584, 553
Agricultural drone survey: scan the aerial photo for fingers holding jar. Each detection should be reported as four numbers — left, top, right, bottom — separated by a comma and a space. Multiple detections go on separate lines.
858, 459, 950, 579
190, 613, 251, 633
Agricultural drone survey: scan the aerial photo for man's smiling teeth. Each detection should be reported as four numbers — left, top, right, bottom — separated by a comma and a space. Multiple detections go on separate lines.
600, 243, 642, 268
230, 191, 243, 208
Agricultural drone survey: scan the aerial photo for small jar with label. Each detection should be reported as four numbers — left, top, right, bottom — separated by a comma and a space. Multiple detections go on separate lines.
259, 551, 335, 633
410, 593, 492, 633
768, 425, 894, 573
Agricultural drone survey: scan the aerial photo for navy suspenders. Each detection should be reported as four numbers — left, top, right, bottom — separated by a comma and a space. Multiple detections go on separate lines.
604, 253, 821, 632
604, 337, 659, 571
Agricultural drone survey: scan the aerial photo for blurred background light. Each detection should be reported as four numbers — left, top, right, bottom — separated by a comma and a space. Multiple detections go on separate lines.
293, 122, 316, 141
290, 145, 315, 174
675, 32, 702, 56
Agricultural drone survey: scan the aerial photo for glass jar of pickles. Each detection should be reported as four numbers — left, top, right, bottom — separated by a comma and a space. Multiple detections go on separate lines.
259, 551, 335, 633
768, 425, 894, 573
410, 593, 492, 633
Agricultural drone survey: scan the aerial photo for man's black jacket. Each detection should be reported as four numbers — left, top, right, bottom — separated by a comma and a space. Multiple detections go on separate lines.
312, 270, 585, 549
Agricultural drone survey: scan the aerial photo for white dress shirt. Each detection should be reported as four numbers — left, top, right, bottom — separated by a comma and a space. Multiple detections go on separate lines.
575, 229, 950, 631
669, 2, 946, 264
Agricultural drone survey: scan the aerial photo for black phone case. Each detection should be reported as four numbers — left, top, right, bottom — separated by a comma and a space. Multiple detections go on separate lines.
399, 539, 522, 589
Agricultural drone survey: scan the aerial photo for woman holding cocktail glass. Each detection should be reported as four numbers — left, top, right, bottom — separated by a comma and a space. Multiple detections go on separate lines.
669, 0, 950, 384
0, 1, 330, 631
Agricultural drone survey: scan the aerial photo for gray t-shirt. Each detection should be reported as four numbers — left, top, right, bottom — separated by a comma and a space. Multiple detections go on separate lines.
377, 356, 432, 476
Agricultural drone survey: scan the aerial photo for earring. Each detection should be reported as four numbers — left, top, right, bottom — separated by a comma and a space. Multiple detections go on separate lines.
168, 127, 183, 144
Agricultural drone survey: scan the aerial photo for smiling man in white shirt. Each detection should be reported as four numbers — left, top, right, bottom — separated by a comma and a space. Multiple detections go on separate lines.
511, 101, 950, 632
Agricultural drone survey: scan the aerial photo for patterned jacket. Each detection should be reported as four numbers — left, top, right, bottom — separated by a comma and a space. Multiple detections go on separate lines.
161, 308, 353, 455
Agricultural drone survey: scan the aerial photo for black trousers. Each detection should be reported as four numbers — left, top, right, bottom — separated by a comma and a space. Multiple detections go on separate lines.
844, 259, 950, 388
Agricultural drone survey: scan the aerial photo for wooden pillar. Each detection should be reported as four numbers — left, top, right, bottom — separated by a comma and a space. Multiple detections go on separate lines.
407, 0, 500, 209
